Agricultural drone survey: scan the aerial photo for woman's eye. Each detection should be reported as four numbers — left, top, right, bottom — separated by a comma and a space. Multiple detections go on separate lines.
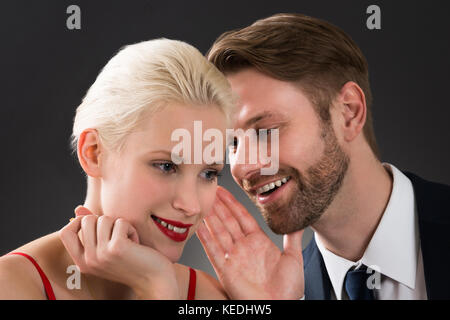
200, 170, 221, 182
153, 162, 177, 173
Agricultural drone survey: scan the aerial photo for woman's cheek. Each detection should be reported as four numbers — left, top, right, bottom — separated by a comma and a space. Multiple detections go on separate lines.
134, 170, 171, 200
200, 183, 218, 218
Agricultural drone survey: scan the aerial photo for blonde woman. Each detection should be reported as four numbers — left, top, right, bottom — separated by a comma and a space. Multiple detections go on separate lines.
0, 39, 234, 300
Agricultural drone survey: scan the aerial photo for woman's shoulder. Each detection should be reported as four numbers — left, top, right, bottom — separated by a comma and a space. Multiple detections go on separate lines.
174, 263, 228, 300
0, 251, 46, 299
0, 232, 65, 299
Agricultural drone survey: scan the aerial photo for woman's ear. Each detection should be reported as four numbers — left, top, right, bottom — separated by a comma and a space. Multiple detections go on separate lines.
337, 81, 367, 142
77, 129, 103, 178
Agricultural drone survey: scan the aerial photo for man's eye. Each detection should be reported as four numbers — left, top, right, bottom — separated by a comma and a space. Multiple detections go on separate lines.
227, 137, 238, 152
257, 128, 276, 136
153, 162, 177, 173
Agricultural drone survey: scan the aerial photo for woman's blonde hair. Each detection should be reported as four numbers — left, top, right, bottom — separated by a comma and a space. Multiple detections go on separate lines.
71, 38, 234, 153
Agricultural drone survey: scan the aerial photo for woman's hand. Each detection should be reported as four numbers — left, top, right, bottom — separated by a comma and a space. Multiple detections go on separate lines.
196, 186, 305, 300
59, 207, 180, 299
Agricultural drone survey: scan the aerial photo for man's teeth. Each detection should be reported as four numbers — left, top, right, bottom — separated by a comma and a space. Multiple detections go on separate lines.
154, 217, 187, 233
256, 176, 291, 195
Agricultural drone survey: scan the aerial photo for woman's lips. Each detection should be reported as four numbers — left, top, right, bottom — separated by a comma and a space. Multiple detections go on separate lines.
151, 214, 193, 242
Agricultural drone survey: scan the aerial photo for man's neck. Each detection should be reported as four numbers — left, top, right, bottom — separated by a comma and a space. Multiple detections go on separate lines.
311, 154, 393, 262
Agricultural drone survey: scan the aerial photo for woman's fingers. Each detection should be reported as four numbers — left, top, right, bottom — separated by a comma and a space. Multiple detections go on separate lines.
111, 218, 140, 244
81, 215, 98, 248
59, 216, 85, 266
216, 186, 261, 235
74, 205, 94, 217
203, 214, 234, 254
97, 215, 114, 247
196, 223, 226, 272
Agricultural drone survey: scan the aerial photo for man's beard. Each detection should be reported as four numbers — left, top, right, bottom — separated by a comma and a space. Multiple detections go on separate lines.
249, 123, 349, 234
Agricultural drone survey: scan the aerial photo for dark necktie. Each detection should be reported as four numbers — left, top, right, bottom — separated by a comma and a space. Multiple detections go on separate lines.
344, 265, 375, 300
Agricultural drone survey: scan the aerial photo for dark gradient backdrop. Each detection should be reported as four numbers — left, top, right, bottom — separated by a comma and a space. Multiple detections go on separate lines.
1, 0, 449, 278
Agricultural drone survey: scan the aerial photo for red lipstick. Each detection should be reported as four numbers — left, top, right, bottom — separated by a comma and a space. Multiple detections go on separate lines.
151, 215, 193, 242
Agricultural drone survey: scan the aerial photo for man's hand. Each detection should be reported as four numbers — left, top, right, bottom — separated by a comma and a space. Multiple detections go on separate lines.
196, 186, 305, 300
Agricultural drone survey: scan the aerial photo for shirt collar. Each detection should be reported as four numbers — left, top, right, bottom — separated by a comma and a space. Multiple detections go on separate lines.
315, 163, 420, 299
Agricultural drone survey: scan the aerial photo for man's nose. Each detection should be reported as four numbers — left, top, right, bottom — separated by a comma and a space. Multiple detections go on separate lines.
230, 135, 267, 183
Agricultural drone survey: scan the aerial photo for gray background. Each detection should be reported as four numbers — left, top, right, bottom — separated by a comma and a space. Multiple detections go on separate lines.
0, 0, 449, 279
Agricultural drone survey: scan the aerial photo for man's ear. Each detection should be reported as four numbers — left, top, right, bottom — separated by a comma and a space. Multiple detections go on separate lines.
77, 129, 103, 178
336, 81, 367, 142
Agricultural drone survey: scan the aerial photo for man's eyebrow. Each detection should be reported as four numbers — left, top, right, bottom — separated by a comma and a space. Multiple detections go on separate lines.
243, 111, 276, 129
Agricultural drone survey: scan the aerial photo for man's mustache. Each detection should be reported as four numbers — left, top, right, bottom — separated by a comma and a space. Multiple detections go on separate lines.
242, 168, 301, 193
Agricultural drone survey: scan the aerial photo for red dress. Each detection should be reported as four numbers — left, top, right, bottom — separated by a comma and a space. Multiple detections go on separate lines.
7, 252, 196, 300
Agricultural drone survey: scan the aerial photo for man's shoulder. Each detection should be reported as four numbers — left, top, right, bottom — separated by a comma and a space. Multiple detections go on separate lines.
403, 171, 450, 223
302, 236, 320, 268
404, 171, 450, 193
404, 171, 450, 299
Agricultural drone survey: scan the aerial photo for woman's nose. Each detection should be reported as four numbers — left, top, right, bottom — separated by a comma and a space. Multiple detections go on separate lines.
172, 179, 201, 217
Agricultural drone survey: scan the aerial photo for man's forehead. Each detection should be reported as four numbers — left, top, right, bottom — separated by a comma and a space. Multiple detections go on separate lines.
233, 108, 285, 130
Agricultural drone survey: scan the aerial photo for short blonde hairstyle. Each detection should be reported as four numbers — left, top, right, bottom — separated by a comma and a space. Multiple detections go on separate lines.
71, 38, 234, 153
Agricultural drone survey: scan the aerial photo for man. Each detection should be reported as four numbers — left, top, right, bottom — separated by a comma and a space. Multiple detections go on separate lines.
196, 13, 450, 300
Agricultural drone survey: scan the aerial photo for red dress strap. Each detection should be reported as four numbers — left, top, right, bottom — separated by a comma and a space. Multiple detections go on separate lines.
187, 267, 196, 300
8, 252, 56, 300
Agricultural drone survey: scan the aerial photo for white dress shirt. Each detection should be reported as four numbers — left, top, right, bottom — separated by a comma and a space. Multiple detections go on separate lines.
314, 163, 428, 300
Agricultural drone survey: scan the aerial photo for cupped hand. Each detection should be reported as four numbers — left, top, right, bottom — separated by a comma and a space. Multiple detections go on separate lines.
59, 206, 180, 299
196, 187, 305, 300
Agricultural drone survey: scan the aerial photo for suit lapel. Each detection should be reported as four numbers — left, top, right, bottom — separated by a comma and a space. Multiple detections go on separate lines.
302, 171, 450, 300
404, 171, 450, 299
303, 236, 332, 300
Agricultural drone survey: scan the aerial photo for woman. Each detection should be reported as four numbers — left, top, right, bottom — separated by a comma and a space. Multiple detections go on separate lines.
0, 39, 234, 299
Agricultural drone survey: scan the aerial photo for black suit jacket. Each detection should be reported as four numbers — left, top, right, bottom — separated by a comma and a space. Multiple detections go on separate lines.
303, 172, 450, 300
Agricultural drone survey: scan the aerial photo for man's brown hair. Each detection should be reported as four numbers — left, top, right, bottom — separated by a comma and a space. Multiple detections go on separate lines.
207, 13, 379, 158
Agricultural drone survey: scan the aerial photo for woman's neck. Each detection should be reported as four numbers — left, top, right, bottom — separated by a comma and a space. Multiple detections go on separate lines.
84, 177, 104, 215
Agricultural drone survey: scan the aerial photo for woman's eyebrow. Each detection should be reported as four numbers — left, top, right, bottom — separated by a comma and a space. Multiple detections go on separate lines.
146, 150, 172, 156
145, 150, 182, 163
208, 162, 225, 168
146, 150, 225, 166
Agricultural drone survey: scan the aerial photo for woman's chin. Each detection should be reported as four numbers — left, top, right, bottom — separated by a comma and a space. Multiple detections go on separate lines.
161, 247, 183, 263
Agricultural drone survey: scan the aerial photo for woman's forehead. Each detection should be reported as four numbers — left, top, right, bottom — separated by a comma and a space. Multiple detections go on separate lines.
123, 103, 228, 157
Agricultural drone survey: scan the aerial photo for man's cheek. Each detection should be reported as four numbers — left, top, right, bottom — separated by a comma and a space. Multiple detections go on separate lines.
282, 137, 322, 169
